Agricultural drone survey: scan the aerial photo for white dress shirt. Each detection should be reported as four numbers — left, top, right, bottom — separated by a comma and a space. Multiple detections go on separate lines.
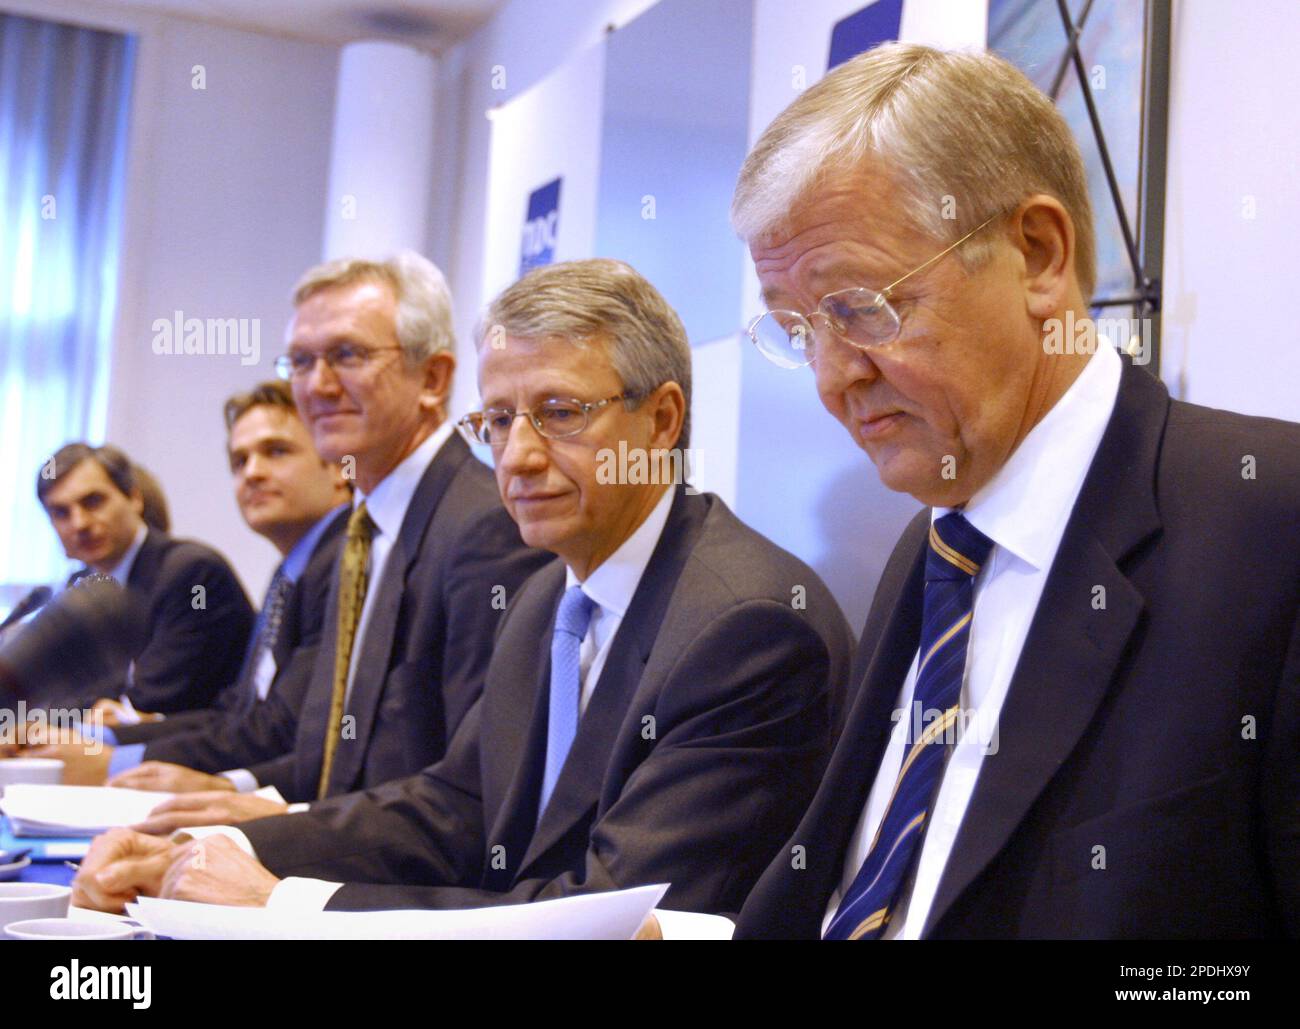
220, 422, 455, 794
661, 341, 1124, 941
234, 484, 678, 915
565, 484, 675, 714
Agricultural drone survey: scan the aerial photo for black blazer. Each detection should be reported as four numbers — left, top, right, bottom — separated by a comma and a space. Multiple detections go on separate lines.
240, 487, 855, 915
56, 529, 255, 714
735, 361, 1300, 939
116, 507, 348, 752
233, 433, 547, 802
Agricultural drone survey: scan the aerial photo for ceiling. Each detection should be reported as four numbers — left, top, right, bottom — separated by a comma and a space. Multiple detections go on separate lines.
101, 0, 505, 50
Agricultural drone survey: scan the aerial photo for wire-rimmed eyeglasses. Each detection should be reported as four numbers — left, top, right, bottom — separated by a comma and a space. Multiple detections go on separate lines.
746, 212, 1001, 369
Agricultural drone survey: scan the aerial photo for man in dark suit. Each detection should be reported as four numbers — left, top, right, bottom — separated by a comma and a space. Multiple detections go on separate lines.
72, 259, 852, 926
31, 380, 351, 783
73, 251, 547, 829
35, 443, 255, 715
706, 43, 1299, 939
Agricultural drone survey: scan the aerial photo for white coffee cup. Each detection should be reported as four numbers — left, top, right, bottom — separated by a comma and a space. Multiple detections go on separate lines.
0, 757, 65, 798
0, 882, 71, 927
4, 917, 150, 941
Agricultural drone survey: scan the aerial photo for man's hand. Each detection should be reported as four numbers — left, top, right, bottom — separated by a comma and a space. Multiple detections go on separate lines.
633, 913, 663, 939
132, 791, 288, 835
26, 742, 112, 785
92, 698, 163, 728
161, 835, 280, 907
110, 761, 237, 794
72, 828, 181, 913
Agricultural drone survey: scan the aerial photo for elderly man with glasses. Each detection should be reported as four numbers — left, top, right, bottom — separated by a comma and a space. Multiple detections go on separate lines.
64, 254, 547, 849
670, 43, 1300, 941
73, 258, 853, 928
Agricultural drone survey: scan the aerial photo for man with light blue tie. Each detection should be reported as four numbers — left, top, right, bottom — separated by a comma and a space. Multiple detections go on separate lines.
72, 258, 854, 926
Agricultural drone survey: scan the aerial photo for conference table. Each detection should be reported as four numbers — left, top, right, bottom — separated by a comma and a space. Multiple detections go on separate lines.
3, 817, 79, 887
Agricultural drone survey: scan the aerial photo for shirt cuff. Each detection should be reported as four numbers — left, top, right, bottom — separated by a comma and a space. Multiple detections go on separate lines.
220, 768, 259, 793
285, 802, 310, 814
99, 727, 118, 746
106, 743, 144, 779
267, 877, 344, 913
652, 908, 736, 940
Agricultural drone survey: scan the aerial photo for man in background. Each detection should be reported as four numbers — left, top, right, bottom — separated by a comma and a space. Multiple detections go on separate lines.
35, 443, 254, 715
71, 252, 548, 829
33, 381, 350, 784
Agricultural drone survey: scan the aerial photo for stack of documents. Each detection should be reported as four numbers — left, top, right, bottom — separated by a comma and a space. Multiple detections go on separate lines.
0, 785, 176, 837
127, 884, 669, 940
0, 784, 284, 838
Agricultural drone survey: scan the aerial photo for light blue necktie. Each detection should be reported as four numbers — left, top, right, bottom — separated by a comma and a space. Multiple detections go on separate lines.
538, 585, 596, 821
824, 512, 994, 940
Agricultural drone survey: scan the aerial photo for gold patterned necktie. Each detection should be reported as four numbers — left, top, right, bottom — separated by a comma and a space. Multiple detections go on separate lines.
317, 501, 376, 799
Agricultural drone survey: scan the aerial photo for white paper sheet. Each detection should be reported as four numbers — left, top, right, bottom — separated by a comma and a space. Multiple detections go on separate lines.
0, 784, 285, 837
127, 883, 669, 940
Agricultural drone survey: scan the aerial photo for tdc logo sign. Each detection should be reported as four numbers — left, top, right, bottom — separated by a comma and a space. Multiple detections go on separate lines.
519, 177, 562, 276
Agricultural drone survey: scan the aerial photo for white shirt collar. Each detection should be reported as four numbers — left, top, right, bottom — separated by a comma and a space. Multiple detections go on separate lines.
106, 523, 148, 585
354, 420, 455, 541
937, 341, 1123, 571
564, 486, 676, 619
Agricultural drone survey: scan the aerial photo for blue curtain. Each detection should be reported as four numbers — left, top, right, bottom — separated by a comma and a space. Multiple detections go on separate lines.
0, 12, 136, 600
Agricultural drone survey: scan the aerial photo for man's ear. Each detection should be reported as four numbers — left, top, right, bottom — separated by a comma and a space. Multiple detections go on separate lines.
129, 488, 146, 518
1011, 194, 1075, 321
418, 351, 457, 416
646, 381, 686, 451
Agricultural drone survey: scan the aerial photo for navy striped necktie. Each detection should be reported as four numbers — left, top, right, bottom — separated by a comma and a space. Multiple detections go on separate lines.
824, 512, 994, 940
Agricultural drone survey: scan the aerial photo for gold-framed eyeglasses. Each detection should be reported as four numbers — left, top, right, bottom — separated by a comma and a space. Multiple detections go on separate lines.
457, 392, 641, 448
275, 343, 404, 381
746, 212, 1001, 369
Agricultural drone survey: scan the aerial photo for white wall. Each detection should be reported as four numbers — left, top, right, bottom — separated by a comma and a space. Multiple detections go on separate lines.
1161, 0, 1300, 422
6, 0, 339, 599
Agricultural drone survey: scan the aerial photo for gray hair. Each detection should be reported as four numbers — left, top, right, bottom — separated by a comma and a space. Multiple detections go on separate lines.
479, 259, 692, 450
732, 43, 1097, 299
291, 250, 455, 361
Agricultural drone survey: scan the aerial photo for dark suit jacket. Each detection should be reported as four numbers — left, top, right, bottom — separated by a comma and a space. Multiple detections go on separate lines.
735, 360, 1300, 939
240, 488, 855, 915
113, 507, 348, 753
192, 434, 547, 803
58, 530, 255, 714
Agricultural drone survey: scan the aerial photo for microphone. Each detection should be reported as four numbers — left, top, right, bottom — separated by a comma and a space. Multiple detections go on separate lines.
0, 578, 146, 705
0, 586, 53, 631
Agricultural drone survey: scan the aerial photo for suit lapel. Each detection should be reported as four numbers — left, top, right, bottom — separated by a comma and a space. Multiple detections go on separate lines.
483, 565, 566, 876
125, 529, 165, 595
770, 515, 929, 937
325, 435, 472, 793
293, 562, 343, 797
515, 487, 707, 876
923, 361, 1166, 935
